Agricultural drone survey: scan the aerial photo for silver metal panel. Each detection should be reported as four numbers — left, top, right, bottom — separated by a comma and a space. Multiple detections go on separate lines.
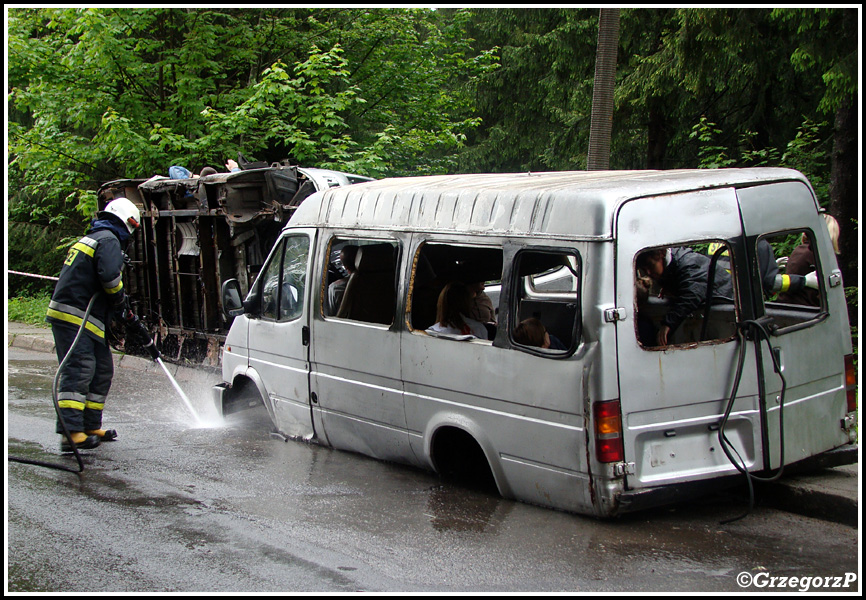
736, 182, 851, 467
290, 169, 807, 240
614, 187, 751, 488
310, 319, 411, 463
246, 230, 316, 440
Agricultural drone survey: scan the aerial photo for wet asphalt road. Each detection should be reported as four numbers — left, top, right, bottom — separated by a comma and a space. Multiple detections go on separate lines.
6, 347, 860, 593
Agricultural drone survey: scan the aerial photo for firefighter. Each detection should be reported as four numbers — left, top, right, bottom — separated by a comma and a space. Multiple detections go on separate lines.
46, 197, 141, 452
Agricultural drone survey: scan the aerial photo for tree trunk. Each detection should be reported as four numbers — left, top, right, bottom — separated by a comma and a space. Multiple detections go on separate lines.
646, 98, 669, 169
828, 96, 857, 329
587, 8, 620, 171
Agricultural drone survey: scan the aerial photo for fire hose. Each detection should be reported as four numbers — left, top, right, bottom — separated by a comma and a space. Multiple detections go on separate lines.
8, 294, 161, 473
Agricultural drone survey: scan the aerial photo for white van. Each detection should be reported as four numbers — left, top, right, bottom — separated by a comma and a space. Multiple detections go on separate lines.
214, 169, 856, 518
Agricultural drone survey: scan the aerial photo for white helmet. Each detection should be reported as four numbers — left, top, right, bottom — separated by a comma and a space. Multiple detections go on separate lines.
100, 197, 141, 234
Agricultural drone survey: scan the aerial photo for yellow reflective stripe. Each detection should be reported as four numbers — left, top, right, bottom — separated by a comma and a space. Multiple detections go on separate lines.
105, 279, 124, 295
779, 274, 791, 293
72, 241, 96, 258
46, 308, 106, 339
707, 242, 729, 257
58, 400, 86, 411
85, 401, 105, 411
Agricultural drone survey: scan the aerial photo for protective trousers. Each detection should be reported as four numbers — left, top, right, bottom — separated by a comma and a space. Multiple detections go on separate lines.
52, 322, 114, 434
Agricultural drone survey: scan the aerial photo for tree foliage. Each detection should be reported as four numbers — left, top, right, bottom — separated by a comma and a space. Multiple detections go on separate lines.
8, 7, 493, 223
7, 7, 858, 303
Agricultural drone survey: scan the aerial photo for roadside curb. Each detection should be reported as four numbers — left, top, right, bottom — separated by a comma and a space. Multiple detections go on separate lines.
8, 328, 220, 384
8, 330, 57, 355
757, 464, 859, 527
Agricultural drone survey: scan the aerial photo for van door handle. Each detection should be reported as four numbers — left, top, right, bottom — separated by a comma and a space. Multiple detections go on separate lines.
772, 346, 784, 373
302, 325, 310, 346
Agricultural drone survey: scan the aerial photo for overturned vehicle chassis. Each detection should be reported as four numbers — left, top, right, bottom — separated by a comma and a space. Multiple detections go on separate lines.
98, 166, 371, 364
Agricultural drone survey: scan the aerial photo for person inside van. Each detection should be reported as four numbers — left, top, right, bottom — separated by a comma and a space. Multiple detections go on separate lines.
426, 282, 489, 340
467, 281, 496, 324
711, 239, 819, 300
636, 246, 734, 346
634, 272, 659, 347
327, 245, 358, 315
513, 318, 566, 350
778, 214, 840, 306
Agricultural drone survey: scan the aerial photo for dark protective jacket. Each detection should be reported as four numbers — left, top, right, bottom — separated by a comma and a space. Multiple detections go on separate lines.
777, 239, 819, 306
46, 218, 129, 343
658, 247, 734, 333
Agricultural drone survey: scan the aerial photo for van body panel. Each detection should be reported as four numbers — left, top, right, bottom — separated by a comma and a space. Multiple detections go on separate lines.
399, 233, 619, 515
310, 319, 410, 462
308, 232, 411, 461
217, 168, 854, 517
291, 169, 804, 239
615, 188, 751, 488
735, 182, 851, 468
245, 229, 316, 439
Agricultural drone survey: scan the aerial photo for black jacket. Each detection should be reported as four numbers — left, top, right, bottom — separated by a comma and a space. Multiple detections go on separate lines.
46, 218, 129, 343
659, 247, 734, 332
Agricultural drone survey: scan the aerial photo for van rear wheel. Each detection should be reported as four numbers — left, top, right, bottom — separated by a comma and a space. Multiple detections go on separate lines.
431, 427, 498, 493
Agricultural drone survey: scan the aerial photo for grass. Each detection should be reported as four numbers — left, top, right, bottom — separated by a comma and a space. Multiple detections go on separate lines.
8, 293, 51, 327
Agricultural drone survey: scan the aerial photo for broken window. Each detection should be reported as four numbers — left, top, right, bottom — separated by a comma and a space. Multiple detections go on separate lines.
509, 250, 580, 355
323, 237, 400, 326
634, 241, 739, 348
758, 230, 827, 330
408, 242, 503, 340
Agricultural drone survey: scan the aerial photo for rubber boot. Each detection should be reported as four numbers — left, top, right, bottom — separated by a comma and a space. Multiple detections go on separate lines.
60, 431, 100, 453
86, 429, 118, 441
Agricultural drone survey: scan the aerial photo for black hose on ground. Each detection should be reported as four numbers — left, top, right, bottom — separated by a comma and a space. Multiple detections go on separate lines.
8, 293, 100, 474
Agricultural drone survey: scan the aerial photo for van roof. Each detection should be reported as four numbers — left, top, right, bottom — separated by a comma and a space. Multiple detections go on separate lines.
289, 168, 812, 239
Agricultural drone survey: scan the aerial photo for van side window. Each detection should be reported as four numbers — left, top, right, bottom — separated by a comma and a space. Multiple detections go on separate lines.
323, 237, 400, 326
509, 250, 580, 354
408, 242, 503, 340
634, 241, 738, 348
757, 230, 826, 329
261, 235, 309, 322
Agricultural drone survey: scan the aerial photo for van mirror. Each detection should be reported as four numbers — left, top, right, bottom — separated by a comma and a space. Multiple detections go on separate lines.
221, 279, 246, 319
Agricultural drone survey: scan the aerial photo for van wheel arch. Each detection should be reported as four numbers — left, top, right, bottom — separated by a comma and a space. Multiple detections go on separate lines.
228, 370, 276, 425
428, 425, 502, 495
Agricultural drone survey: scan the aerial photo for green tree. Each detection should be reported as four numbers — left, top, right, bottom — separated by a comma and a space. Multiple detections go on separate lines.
7, 7, 494, 295
771, 8, 858, 328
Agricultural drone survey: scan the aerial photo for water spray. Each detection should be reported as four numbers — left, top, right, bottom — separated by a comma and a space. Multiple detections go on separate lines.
155, 356, 203, 425
133, 322, 203, 426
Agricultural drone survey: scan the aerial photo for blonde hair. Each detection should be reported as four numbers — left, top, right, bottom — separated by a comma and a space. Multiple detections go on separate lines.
823, 214, 841, 254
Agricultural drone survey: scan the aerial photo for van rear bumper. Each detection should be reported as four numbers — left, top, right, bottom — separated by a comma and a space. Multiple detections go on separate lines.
616, 473, 745, 515
616, 444, 858, 515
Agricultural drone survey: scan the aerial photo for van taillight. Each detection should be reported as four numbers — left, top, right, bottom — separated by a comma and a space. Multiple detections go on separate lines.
594, 400, 624, 463
845, 354, 857, 413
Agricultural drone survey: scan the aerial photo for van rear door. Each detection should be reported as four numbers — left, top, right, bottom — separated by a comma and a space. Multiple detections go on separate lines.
734, 181, 850, 469
614, 188, 752, 489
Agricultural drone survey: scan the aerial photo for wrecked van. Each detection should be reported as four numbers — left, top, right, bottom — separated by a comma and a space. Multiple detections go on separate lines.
98, 165, 372, 363
213, 169, 856, 517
